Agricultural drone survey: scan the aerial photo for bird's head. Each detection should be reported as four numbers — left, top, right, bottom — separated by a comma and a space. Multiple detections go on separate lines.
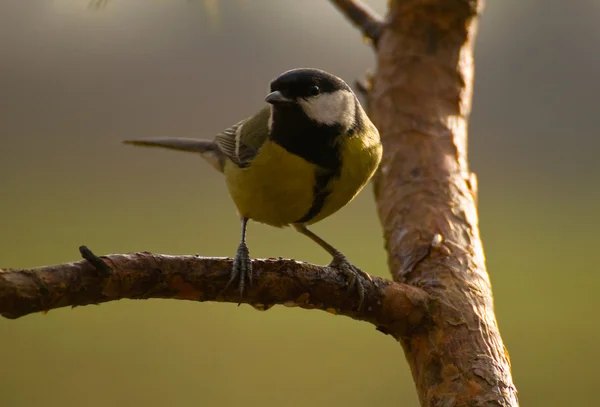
265, 68, 357, 130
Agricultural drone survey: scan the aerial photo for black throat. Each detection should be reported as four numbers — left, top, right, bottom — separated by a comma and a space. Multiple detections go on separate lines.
269, 105, 343, 171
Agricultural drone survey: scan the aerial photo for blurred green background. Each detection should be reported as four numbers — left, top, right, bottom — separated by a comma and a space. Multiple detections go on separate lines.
1, 1, 598, 406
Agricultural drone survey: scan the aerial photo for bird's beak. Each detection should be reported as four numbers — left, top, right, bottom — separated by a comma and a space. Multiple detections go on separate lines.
265, 91, 294, 105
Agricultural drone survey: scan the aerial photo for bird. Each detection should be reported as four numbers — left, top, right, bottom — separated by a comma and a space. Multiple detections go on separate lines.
123, 68, 382, 309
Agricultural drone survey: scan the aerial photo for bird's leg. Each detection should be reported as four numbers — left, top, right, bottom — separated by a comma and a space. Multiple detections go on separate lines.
293, 224, 373, 310
223, 217, 252, 300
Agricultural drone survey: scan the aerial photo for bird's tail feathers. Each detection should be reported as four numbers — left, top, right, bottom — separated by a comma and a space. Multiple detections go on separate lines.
123, 138, 225, 172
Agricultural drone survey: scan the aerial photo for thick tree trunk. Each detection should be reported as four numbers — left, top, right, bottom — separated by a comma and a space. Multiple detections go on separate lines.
368, 0, 518, 405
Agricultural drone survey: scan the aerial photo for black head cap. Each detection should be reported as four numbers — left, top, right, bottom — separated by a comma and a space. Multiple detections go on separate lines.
269, 68, 351, 100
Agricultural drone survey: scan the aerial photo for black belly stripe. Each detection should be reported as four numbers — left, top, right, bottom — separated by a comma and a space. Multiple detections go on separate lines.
295, 169, 337, 224
268, 104, 348, 224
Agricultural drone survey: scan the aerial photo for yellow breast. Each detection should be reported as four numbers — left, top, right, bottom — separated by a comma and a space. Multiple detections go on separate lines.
304, 130, 382, 225
224, 141, 315, 227
224, 134, 382, 227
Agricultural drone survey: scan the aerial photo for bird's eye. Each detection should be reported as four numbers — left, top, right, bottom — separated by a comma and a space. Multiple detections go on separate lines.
309, 85, 320, 96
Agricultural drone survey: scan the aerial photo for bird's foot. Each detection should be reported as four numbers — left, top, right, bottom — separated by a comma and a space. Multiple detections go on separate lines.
329, 254, 375, 311
222, 242, 252, 303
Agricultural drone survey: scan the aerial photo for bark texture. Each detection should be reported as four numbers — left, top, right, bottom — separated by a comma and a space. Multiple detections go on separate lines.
0, 252, 428, 332
367, 0, 518, 405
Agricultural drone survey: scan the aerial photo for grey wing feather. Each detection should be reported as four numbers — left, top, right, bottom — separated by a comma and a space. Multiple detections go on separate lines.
213, 107, 271, 168
213, 120, 244, 166
124, 106, 269, 171
213, 119, 258, 168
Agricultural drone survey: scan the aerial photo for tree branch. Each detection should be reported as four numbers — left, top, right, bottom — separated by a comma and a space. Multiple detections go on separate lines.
330, 0, 384, 47
0, 250, 430, 338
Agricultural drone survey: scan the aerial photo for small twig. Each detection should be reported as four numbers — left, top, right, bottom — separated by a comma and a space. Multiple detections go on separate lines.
330, 0, 384, 47
79, 245, 112, 277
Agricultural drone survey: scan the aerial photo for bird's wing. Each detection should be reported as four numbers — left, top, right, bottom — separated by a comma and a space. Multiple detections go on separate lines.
213, 120, 245, 166
214, 106, 271, 168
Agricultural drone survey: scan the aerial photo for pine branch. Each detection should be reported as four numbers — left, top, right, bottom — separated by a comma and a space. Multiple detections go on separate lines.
0, 248, 429, 339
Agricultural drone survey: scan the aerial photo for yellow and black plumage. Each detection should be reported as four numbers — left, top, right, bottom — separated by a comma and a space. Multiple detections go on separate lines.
124, 68, 382, 309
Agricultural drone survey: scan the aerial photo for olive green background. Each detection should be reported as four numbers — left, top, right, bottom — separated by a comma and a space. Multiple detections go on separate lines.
1, 1, 598, 406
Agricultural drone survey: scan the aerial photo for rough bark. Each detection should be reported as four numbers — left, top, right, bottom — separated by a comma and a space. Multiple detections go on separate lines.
0, 251, 428, 333
367, 0, 518, 405
1, 0, 518, 406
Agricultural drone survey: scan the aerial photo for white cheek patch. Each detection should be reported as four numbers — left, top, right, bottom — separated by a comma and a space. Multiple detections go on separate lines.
299, 90, 356, 128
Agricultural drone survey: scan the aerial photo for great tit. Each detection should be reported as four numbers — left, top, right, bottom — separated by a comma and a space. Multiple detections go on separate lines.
124, 68, 382, 309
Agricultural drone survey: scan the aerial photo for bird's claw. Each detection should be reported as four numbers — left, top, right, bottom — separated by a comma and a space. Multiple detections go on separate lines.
222, 243, 252, 303
329, 255, 375, 311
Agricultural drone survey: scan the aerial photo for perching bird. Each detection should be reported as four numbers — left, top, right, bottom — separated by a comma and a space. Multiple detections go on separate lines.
124, 68, 382, 309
